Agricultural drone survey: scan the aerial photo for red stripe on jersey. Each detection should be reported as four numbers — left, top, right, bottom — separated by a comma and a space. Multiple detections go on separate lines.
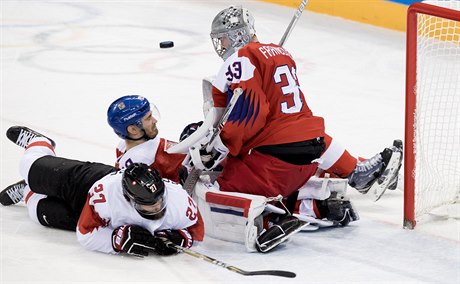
25, 190, 34, 204
205, 192, 252, 217
26, 141, 55, 154
78, 195, 108, 234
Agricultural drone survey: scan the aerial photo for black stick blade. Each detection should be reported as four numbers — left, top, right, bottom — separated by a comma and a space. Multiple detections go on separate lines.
228, 267, 296, 278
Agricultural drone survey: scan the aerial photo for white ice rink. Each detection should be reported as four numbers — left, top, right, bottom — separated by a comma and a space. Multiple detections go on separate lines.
1, 1, 459, 283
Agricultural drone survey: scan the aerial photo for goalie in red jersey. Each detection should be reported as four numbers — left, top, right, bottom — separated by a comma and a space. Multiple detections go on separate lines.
187, 6, 402, 230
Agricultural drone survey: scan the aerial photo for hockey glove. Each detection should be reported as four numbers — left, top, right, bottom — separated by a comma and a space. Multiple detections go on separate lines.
154, 229, 193, 255
189, 135, 229, 171
112, 225, 158, 257
179, 121, 203, 142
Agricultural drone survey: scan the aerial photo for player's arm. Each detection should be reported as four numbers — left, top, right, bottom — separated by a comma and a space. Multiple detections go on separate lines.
112, 183, 199, 257
76, 187, 118, 254
77, 180, 196, 256
212, 54, 269, 156
75, 181, 160, 256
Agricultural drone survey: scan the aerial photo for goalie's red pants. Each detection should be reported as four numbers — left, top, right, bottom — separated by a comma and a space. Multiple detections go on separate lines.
217, 150, 317, 197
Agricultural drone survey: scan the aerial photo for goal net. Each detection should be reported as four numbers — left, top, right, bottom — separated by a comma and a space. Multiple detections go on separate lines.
404, 0, 460, 229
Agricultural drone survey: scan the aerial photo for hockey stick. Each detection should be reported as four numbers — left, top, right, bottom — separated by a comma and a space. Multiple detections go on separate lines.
182, 88, 243, 194
205, 87, 243, 152
168, 242, 296, 278
279, 0, 309, 46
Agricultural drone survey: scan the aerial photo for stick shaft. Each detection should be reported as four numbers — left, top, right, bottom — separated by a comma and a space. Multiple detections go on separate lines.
171, 243, 296, 278
278, 0, 309, 46
206, 87, 243, 151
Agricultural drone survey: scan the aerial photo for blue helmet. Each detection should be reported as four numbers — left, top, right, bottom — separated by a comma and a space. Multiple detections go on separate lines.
107, 95, 151, 139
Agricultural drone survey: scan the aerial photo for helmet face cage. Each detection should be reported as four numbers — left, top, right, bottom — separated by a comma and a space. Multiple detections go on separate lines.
210, 6, 255, 60
122, 163, 167, 217
132, 189, 168, 216
107, 95, 157, 139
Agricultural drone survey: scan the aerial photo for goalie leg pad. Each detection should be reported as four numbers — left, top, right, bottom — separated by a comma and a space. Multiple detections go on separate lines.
194, 180, 268, 252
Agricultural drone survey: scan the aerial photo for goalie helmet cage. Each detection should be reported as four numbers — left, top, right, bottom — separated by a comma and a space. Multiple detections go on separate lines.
404, 1, 460, 229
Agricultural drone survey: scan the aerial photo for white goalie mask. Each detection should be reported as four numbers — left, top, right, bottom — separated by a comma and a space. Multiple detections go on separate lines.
210, 6, 256, 61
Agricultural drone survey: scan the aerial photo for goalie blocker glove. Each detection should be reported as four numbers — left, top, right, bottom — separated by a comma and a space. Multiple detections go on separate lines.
112, 225, 191, 257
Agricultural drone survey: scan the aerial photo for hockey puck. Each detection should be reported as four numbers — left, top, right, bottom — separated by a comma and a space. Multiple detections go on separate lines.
159, 41, 174, 48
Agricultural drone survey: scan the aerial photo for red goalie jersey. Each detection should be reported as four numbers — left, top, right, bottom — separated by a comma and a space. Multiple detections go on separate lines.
212, 42, 325, 156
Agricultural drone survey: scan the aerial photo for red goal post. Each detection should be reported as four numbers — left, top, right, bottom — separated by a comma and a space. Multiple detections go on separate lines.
404, 1, 460, 229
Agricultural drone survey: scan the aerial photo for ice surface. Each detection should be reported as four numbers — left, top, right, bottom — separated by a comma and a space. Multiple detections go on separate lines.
1, 1, 459, 283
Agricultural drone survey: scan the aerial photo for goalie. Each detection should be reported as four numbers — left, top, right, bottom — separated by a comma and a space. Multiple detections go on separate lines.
172, 5, 402, 251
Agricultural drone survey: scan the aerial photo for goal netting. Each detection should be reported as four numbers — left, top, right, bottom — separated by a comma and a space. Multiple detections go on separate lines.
404, 0, 460, 229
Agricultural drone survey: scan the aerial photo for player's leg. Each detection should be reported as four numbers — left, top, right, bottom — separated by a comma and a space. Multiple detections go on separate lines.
317, 134, 358, 177
319, 134, 403, 195
1, 126, 56, 206
24, 185, 78, 231
10, 126, 115, 215
217, 150, 317, 198
26, 155, 116, 214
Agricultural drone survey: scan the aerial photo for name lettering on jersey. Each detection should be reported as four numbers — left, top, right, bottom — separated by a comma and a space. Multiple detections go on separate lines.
258, 45, 293, 60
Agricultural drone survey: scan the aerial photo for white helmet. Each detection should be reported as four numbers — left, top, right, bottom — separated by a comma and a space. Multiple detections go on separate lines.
210, 6, 256, 60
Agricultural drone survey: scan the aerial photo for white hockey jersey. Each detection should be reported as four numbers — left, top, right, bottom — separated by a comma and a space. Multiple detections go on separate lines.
115, 137, 186, 183
76, 170, 198, 254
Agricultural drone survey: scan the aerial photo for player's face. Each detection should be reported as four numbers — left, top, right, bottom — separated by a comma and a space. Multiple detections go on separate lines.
137, 199, 163, 214
221, 36, 230, 50
134, 194, 167, 220
141, 111, 158, 139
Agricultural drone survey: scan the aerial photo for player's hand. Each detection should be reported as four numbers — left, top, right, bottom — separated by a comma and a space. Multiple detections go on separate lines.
180, 121, 203, 142
112, 225, 157, 257
155, 229, 193, 255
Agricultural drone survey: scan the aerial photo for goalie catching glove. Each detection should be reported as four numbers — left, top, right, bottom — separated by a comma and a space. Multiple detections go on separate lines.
112, 225, 193, 257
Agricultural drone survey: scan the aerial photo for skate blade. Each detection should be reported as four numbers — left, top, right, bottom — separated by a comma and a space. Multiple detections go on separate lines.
371, 151, 403, 201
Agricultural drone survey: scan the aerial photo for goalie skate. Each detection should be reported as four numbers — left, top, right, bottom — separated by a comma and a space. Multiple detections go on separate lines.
256, 215, 310, 253
371, 140, 403, 201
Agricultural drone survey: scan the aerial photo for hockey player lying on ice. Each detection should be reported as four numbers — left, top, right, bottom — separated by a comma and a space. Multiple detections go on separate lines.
4, 125, 197, 257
